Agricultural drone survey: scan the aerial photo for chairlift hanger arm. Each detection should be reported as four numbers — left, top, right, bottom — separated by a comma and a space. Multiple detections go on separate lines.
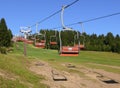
61, 5, 72, 31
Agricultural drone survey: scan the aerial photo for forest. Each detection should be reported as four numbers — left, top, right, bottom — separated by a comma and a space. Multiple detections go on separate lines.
36, 29, 120, 53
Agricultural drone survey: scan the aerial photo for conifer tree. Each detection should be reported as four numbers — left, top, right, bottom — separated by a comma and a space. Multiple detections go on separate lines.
0, 18, 12, 47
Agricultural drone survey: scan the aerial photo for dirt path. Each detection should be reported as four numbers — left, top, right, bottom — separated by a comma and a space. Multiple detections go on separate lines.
28, 61, 120, 88
87, 63, 120, 69
28, 61, 82, 88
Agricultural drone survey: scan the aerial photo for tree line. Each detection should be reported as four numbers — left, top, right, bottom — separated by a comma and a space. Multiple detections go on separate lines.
83, 32, 120, 53
36, 29, 120, 53
0, 18, 119, 54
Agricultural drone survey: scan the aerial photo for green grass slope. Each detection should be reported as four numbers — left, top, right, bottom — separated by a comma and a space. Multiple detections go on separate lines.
0, 53, 48, 88
0, 42, 120, 87
14, 42, 120, 66
13, 42, 120, 73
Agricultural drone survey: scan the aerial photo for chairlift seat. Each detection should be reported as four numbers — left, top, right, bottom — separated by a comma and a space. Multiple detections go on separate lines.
26, 40, 33, 44
75, 44, 85, 50
41, 40, 45, 43
61, 46, 79, 54
50, 42, 57, 45
35, 42, 45, 48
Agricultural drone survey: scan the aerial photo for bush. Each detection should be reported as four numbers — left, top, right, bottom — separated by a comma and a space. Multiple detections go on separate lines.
7, 47, 14, 52
0, 47, 7, 54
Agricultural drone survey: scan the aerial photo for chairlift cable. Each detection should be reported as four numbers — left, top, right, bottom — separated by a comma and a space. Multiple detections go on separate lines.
79, 12, 120, 23
30, 0, 80, 28
51, 12, 120, 29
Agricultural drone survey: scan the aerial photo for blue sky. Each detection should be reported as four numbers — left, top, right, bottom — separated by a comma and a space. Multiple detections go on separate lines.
0, 0, 120, 36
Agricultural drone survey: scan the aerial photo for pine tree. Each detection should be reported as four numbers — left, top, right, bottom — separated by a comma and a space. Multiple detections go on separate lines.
0, 18, 12, 47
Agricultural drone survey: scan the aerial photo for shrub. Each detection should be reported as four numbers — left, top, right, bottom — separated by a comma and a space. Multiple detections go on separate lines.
0, 47, 7, 54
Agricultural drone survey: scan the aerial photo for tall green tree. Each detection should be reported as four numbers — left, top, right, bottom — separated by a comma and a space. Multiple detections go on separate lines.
0, 18, 12, 47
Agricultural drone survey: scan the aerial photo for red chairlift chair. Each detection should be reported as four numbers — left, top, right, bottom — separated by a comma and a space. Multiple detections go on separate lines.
59, 6, 80, 56
35, 32, 46, 48
50, 31, 57, 45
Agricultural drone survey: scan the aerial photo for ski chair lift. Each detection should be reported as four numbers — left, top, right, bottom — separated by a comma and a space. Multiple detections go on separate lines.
35, 32, 46, 48
35, 24, 46, 48
50, 30, 57, 45
79, 36, 85, 50
59, 5, 80, 56
26, 33, 34, 44
74, 23, 85, 50
26, 27, 33, 44
79, 23, 85, 50
40, 31, 46, 43
21, 27, 33, 44
74, 32, 80, 47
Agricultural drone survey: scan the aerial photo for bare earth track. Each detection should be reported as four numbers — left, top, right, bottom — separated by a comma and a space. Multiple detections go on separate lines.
28, 60, 120, 88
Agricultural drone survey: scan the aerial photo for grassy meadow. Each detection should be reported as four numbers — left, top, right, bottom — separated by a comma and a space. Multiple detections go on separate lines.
0, 42, 120, 88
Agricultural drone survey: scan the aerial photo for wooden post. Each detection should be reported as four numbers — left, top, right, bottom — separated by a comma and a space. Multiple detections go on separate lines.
24, 42, 26, 56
